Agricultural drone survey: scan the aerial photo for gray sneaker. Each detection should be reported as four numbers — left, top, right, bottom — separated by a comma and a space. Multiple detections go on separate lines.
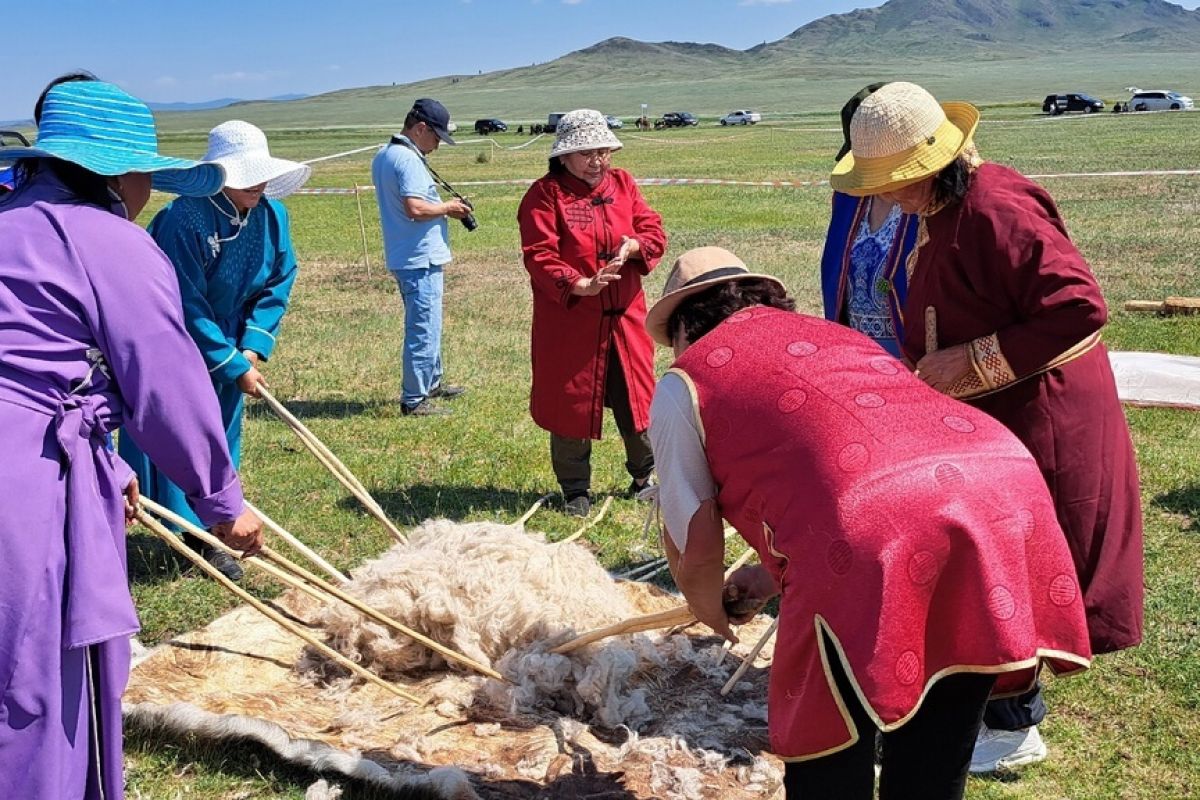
401, 399, 452, 417
564, 493, 592, 517
969, 724, 1047, 774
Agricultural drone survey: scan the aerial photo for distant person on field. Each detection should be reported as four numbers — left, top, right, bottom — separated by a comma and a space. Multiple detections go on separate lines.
118, 120, 308, 582
819, 82, 919, 357
832, 81, 1144, 774
517, 109, 667, 516
371, 98, 472, 416
645, 247, 1091, 800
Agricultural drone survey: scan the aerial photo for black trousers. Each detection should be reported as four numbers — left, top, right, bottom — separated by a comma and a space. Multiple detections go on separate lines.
550, 349, 653, 497
984, 682, 1046, 730
784, 637, 995, 800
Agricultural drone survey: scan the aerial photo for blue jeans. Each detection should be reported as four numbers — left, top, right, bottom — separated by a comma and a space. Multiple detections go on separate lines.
394, 266, 444, 407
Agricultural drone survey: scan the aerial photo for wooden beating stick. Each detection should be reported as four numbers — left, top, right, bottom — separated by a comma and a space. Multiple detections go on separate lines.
720, 617, 778, 696
245, 501, 350, 584
139, 498, 504, 683
256, 385, 407, 543
133, 508, 421, 704
550, 605, 696, 654
564, 546, 762, 652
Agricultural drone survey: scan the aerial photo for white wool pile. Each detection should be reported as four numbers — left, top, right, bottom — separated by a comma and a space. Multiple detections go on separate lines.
317, 520, 634, 676
484, 630, 727, 729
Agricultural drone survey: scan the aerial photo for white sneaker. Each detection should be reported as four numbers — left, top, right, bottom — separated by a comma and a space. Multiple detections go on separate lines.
969, 724, 1048, 774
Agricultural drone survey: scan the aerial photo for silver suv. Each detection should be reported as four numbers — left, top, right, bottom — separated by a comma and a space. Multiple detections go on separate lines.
1128, 90, 1194, 111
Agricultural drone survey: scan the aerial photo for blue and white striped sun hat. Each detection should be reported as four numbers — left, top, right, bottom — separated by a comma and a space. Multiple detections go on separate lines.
0, 81, 224, 196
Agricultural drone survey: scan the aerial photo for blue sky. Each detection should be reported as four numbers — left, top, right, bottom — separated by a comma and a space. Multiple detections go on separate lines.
4, 0, 1198, 121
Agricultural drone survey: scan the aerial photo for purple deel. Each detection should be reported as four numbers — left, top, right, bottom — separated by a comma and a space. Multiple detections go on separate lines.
0, 171, 244, 799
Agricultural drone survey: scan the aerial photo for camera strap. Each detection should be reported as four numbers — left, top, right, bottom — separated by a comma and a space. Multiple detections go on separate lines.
390, 135, 465, 202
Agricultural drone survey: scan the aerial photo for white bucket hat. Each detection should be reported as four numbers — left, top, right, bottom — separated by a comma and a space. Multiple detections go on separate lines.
550, 109, 623, 159
203, 120, 312, 199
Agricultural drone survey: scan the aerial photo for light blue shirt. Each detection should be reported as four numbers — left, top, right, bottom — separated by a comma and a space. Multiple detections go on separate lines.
371, 135, 451, 271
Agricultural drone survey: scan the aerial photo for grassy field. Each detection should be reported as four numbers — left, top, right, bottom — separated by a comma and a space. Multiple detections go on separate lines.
123, 107, 1199, 798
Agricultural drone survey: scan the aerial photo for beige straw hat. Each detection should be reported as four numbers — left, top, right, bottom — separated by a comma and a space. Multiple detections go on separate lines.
830, 82, 979, 196
645, 246, 785, 346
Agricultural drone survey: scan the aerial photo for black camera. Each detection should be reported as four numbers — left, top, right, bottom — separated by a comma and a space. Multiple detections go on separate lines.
460, 197, 478, 232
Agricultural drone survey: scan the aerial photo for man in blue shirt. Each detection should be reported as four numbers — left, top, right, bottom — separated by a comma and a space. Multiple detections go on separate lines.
372, 98, 473, 416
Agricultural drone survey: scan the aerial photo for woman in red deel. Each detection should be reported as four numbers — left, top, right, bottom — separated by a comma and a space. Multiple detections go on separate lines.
518, 109, 667, 516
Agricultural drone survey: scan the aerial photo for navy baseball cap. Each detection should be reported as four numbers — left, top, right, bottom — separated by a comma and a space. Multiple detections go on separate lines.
412, 98, 456, 145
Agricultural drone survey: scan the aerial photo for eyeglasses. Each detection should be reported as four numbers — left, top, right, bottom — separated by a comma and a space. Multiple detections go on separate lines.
573, 149, 612, 163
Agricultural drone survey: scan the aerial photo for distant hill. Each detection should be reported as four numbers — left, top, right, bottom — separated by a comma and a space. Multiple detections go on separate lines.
758, 0, 1200, 58
156, 0, 1200, 131
150, 93, 309, 113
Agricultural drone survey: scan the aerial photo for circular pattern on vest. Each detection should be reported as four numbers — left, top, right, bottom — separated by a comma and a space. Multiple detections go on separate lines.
706, 347, 734, 368
777, 388, 808, 414
987, 585, 1016, 621
1049, 574, 1078, 607
942, 415, 976, 434
854, 392, 886, 409
1015, 509, 1036, 541
838, 443, 869, 472
870, 357, 900, 375
907, 551, 940, 586
787, 341, 818, 357
895, 650, 921, 685
728, 309, 755, 323
934, 463, 965, 488
827, 539, 853, 575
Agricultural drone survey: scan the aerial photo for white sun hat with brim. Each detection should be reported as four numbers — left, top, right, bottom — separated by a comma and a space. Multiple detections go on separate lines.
549, 109, 623, 158
830, 81, 980, 196
203, 120, 311, 199
0, 80, 224, 196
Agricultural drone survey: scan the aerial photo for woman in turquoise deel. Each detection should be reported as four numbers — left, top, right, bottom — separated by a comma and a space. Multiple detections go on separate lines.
119, 120, 310, 580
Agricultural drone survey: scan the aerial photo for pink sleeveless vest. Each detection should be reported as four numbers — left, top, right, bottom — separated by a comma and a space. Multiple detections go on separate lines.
671, 306, 1090, 759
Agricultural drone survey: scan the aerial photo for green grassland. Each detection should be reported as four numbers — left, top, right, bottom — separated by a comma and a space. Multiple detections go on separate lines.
124, 108, 1199, 798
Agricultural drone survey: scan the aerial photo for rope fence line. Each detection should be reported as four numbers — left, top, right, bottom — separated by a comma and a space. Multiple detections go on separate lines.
294, 167, 1200, 197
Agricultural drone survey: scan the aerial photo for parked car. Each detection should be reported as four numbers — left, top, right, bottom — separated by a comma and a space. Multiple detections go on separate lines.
660, 111, 699, 128
1042, 93, 1104, 115
545, 112, 567, 132
473, 118, 507, 135
0, 130, 30, 147
720, 109, 762, 125
605, 115, 624, 129
1128, 89, 1194, 112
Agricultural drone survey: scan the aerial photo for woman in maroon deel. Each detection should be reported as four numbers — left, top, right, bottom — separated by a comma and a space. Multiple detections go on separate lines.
645, 247, 1091, 800
518, 109, 666, 516
831, 81, 1143, 771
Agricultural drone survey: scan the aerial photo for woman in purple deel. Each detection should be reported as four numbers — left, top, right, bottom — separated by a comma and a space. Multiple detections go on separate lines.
0, 77, 264, 799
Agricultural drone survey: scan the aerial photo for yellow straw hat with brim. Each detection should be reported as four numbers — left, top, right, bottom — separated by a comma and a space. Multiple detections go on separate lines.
830, 81, 980, 196
645, 246, 785, 346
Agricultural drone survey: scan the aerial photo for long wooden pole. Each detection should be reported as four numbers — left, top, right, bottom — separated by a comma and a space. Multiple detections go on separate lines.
256, 384, 407, 543
353, 184, 371, 274
244, 500, 350, 584
133, 508, 421, 704
720, 617, 778, 696
555, 546, 761, 653
140, 498, 503, 682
